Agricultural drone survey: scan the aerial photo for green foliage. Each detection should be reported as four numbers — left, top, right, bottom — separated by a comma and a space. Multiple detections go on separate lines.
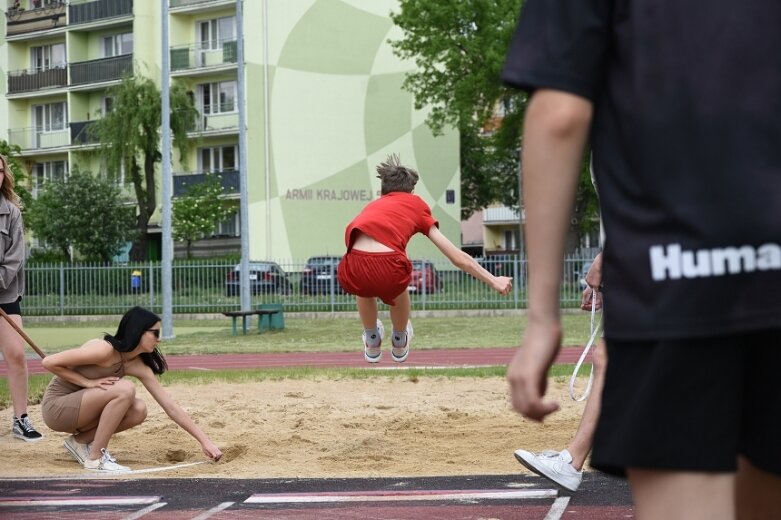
90, 75, 198, 261
172, 174, 233, 258
25, 166, 137, 262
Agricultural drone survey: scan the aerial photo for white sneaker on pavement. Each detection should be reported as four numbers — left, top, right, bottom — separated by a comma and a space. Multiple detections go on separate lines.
514, 448, 583, 491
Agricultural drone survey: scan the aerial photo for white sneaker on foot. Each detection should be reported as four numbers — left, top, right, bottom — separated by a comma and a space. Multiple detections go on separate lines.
363, 319, 384, 363
514, 448, 583, 491
64, 435, 91, 465
83, 448, 131, 473
391, 320, 413, 363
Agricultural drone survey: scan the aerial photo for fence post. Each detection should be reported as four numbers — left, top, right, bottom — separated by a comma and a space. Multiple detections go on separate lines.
148, 262, 155, 308
513, 256, 520, 309
59, 262, 65, 316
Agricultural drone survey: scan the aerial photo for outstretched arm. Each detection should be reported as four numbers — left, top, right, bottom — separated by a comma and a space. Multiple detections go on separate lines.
130, 364, 222, 461
507, 89, 593, 422
427, 226, 513, 295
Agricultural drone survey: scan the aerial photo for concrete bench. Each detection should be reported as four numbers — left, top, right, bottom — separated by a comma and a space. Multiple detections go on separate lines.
222, 309, 282, 336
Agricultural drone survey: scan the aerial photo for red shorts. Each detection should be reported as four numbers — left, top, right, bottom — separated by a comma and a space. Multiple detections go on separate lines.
337, 250, 411, 306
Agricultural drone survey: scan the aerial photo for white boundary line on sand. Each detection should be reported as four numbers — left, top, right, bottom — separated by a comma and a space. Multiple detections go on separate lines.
0, 461, 208, 481
245, 488, 558, 504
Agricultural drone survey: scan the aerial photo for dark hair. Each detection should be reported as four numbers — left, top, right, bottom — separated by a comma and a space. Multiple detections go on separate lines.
376, 153, 419, 195
104, 306, 168, 374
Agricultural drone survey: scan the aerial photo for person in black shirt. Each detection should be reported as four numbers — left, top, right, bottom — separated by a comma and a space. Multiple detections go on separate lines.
502, 1, 781, 518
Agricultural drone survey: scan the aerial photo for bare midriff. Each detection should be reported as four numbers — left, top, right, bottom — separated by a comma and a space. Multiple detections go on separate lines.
352, 231, 394, 253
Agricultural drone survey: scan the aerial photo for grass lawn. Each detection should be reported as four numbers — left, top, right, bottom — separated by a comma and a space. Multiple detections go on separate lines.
22, 313, 598, 355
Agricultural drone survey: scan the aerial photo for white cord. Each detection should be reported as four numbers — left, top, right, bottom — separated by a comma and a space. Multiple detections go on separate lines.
568, 288, 602, 402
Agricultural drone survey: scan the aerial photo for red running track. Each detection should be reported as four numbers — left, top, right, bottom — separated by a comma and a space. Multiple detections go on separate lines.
2, 347, 589, 376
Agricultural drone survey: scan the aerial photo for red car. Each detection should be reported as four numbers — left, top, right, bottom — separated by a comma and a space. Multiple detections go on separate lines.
407, 260, 443, 294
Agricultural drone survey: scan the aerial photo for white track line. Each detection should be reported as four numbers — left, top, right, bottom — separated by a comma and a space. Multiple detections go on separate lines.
0, 461, 208, 481
245, 489, 557, 504
190, 501, 234, 520
0, 496, 160, 507
543, 496, 571, 520
123, 502, 168, 519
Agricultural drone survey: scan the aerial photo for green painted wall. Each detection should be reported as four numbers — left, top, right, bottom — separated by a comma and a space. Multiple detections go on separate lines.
246, 0, 460, 261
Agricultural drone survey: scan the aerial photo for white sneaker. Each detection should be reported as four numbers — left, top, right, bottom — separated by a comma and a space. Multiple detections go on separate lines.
363, 319, 384, 363
391, 320, 413, 363
83, 448, 131, 473
64, 435, 91, 465
514, 449, 582, 491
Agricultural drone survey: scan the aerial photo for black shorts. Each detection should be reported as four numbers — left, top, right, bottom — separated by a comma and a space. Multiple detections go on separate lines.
0, 297, 21, 316
591, 329, 781, 477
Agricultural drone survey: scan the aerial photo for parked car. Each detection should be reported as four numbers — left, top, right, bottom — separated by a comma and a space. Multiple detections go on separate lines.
407, 259, 443, 294
225, 261, 292, 296
300, 256, 344, 295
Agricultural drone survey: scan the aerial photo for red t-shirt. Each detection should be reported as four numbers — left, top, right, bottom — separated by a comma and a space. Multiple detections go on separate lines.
344, 192, 438, 254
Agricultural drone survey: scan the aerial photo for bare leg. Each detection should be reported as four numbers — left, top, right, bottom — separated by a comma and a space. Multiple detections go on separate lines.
388, 289, 411, 332
736, 456, 781, 519
356, 296, 379, 329
567, 339, 606, 470
628, 468, 734, 520
75, 379, 146, 460
0, 314, 30, 417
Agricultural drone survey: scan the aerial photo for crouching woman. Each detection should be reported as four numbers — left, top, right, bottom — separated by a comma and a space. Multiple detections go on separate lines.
41, 306, 222, 472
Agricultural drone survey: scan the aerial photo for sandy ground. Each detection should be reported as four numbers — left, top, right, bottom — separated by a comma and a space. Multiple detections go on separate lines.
0, 377, 588, 479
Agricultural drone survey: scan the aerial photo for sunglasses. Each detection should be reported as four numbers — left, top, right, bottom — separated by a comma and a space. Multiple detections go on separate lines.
147, 329, 161, 338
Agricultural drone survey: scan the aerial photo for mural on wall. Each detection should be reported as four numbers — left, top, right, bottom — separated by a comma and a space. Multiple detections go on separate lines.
246, 0, 460, 261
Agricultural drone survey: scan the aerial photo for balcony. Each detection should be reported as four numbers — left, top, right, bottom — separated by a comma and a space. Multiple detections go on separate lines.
70, 120, 99, 145
173, 170, 239, 197
8, 126, 69, 151
69, 54, 132, 87
169, 0, 235, 14
170, 39, 237, 74
4, 1, 66, 37
7, 66, 67, 94
68, 0, 132, 26
189, 108, 239, 135
483, 206, 523, 224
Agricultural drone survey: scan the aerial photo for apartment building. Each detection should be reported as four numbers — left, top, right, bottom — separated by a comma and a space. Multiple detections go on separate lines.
1, 0, 460, 261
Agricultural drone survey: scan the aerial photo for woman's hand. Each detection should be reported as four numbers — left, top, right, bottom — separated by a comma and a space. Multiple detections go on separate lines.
202, 440, 222, 461
89, 376, 121, 390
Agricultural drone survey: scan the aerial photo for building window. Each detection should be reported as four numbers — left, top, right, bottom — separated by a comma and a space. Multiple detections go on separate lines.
103, 32, 133, 58
199, 81, 236, 114
32, 161, 68, 197
197, 16, 236, 49
102, 96, 114, 115
32, 102, 67, 132
214, 211, 239, 237
199, 145, 237, 172
31, 43, 66, 71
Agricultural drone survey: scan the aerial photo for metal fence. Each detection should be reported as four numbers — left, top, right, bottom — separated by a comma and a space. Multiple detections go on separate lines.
22, 255, 596, 316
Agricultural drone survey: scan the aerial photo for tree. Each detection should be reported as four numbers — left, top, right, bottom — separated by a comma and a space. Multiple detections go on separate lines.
390, 0, 526, 218
390, 0, 599, 240
91, 75, 198, 261
172, 174, 233, 258
25, 166, 137, 262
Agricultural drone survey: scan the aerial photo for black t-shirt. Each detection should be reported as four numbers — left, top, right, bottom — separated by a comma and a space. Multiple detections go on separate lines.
503, 0, 781, 340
